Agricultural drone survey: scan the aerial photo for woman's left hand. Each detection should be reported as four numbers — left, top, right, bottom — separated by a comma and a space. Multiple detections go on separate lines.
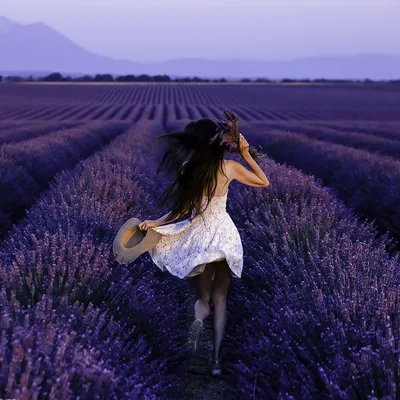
138, 219, 159, 230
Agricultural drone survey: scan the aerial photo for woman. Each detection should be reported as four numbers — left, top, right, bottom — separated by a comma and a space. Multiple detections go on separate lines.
138, 112, 270, 376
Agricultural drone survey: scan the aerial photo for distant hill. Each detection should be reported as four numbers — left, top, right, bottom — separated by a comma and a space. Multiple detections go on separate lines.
1, 16, 399, 80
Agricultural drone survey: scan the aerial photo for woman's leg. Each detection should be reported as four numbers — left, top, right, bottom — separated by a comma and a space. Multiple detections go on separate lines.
194, 263, 214, 321
211, 260, 231, 360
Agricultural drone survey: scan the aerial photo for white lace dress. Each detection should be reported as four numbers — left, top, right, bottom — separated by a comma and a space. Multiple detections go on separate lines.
148, 189, 243, 279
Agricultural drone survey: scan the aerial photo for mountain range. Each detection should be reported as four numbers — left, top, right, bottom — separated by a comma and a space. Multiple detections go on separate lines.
1, 16, 399, 80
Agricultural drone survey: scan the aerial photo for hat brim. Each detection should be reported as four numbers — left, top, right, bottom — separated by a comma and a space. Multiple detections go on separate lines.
113, 217, 162, 264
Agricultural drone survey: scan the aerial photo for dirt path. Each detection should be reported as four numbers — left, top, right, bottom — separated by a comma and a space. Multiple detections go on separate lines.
174, 293, 232, 400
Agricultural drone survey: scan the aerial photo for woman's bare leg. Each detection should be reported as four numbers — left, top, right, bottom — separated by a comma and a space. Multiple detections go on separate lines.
211, 260, 231, 360
194, 263, 214, 321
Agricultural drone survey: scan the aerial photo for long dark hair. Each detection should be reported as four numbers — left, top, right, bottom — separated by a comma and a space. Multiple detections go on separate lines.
152, 118, 227, 223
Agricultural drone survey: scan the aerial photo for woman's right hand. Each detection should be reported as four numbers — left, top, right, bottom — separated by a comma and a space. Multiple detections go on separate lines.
239, 133, 250, 156
138, 219, 159, 230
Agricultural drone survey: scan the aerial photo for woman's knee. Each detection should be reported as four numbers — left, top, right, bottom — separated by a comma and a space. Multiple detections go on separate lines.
212, 291, 227, 308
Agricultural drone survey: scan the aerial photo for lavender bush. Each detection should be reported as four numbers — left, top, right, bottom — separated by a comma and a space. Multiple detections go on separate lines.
0, 121, 82, 146
0, 290, 171, 399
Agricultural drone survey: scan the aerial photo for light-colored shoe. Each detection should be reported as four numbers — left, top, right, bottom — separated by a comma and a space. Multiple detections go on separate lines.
186, 319, 203, 353
211, 358, 222, 376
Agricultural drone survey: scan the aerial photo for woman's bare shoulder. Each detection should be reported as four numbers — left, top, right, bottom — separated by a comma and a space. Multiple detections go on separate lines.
222, 159, 236, 178
222, 158, 246, 181
223, 159, 238, 168
222, 159, 232, 168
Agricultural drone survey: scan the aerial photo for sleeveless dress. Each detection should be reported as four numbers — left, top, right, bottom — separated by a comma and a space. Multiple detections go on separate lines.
148, 189, 243, 280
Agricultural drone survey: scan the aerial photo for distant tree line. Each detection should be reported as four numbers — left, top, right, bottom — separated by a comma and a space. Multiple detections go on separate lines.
0, 72, 399, 84
1, 73, 227, 83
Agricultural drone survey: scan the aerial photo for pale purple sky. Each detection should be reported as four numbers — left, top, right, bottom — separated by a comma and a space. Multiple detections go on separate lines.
2, 0, 400, 62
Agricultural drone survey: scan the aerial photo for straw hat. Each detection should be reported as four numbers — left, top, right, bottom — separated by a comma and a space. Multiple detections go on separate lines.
113, 217, 163, 264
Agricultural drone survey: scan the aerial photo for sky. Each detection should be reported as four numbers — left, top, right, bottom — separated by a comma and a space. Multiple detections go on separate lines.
2, 0, 400, 62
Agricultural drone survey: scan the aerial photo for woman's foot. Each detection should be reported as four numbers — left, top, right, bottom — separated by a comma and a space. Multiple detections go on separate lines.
211, 358, 222, 376
186, 319, 203, 353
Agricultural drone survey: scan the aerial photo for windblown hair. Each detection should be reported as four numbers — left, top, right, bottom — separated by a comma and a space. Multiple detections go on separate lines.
151, 110, 264, 224
152, 118, 226, 223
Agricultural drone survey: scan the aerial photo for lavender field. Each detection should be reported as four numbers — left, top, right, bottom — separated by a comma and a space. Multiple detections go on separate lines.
1, 83, 400, 400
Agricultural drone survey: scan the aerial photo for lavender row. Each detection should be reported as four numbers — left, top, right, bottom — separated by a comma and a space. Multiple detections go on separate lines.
283, 124, 400, 159
0, 120, 82, 145
242, 124, 400, 247
0, 121, 129, 240
0, 121, 192, 399
222, 155, 400, 398
0, 291, 166, 399
248, 120, 400, 144
0, 120, 31, 131
310, 120, 400, 141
